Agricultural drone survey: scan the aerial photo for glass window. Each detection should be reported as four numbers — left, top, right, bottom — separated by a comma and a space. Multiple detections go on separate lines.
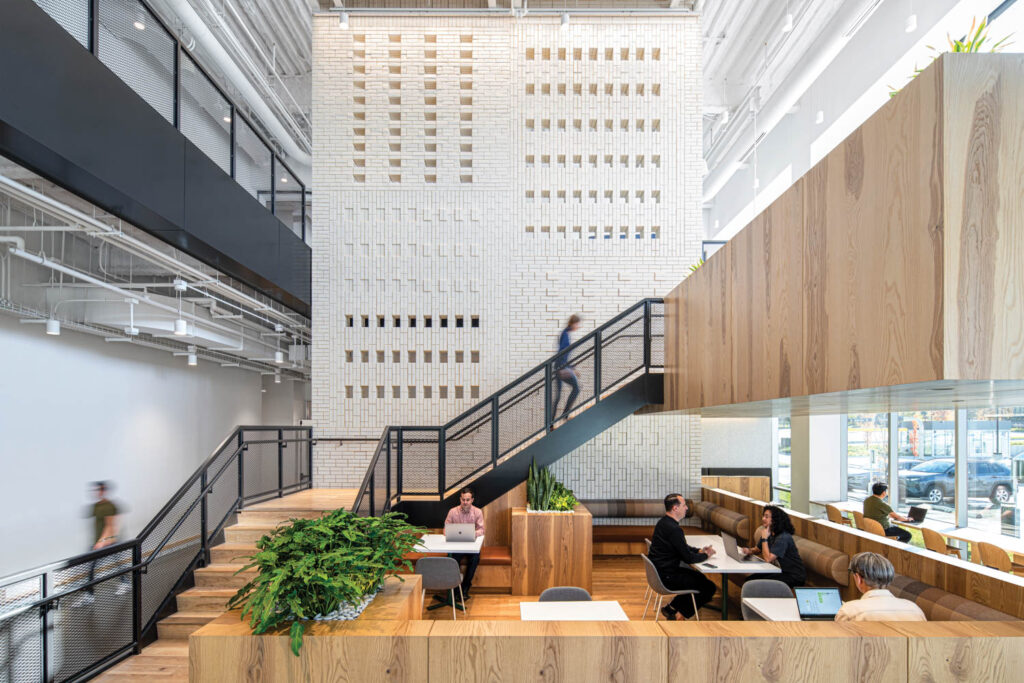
234, 116, 272, 204
846, 413, 888, 503
33, 0, 90, 48
179, 54, 232, 174
773, 416, 791, 506
274, 162, 303, 237
966, 408, 1022, 540
896, 411, 956, 530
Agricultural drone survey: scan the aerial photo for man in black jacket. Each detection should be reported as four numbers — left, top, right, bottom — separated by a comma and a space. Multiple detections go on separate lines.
648, 493, 718, 620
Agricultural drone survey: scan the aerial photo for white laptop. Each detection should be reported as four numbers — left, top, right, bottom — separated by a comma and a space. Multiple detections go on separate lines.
444, 523, 475, 542
794, 587, 842, 621
721, 532, 765, 562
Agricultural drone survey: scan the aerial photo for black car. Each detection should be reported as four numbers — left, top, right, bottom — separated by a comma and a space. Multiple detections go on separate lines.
899, 459, 1014, 504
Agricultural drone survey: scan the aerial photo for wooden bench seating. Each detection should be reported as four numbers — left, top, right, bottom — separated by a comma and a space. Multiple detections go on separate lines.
692, 500, 750, 541
582, 499, 663, 555
889, 575, 1019, 621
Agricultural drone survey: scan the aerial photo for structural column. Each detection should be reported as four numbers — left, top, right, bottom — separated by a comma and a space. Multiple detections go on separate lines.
790, 415, 843, 513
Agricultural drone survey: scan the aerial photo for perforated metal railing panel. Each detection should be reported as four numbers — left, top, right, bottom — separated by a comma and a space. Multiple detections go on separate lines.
444, 402, 493, 491
96, 0, 175, 125
0, 575, 43, 683
32, 0, 89, 48
496, 371, 546, 457
600, 313, 646, 392
179, 52, 231, 175
139, 479, 201, 628
398, 433, 440, 496
235, 116, 273, 203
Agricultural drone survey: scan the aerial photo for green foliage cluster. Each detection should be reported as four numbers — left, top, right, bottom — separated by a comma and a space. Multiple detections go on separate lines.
226, 509, 424, 656
527, 460, 578, 512
688, 257, 705, 274
889, 17, 1013, 97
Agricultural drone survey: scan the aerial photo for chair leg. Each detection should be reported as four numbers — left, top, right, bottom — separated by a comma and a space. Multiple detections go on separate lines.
451, 589, 457, 620
654, 595, 663, 622
643, 589, 653, 620
421, 589, 425, 614
457, 585, 466, 615
691, 594, 699, 621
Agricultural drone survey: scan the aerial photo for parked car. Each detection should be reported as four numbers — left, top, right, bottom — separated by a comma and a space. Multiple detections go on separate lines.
899, 459, 1014, 504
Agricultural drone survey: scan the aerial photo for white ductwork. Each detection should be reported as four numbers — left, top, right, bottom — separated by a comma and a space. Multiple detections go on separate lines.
702, 0, 884, 204
164, 0, 311, 182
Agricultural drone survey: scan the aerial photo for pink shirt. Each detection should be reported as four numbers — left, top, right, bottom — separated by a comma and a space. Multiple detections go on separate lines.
445, 505, 485, 538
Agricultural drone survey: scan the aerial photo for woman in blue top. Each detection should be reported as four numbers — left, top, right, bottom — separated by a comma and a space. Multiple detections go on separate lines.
551, 314, 581, 423
741, 505, 807, 587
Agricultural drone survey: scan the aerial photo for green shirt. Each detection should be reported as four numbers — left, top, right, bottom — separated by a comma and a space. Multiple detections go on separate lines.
863, 496, 892, 529
93, 500, 118, 543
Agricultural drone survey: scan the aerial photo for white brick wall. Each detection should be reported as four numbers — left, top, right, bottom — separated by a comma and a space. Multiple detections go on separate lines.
312, 13, 703, 502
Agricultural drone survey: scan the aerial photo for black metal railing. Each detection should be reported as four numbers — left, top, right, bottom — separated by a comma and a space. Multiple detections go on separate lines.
0, 425, 311, 683
352, 299, 664, 516
29, 0, 309, 241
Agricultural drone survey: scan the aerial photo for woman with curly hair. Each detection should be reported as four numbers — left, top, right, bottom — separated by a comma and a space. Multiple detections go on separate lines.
741, 505, 807, 587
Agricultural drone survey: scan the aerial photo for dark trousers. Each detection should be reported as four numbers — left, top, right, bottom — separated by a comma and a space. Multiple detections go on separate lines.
885, 526, 912, 543
551, 370, 580, 421
449, 552, 480, 593
658, 567, 716, 618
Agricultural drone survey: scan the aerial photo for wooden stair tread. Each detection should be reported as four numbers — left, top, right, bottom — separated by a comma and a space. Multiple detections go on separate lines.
196, 563, 250, 573
159, 611, 222, 624
138, 640, 190, 657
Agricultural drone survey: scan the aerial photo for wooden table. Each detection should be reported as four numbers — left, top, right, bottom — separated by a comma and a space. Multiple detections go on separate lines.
686, 534, 781, 620
520, 600, 629, 621
416, 534, 484, 554
741, 597, 802, 621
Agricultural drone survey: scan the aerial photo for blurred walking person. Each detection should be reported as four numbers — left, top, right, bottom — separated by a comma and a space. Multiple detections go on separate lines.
551, 314, 581, 424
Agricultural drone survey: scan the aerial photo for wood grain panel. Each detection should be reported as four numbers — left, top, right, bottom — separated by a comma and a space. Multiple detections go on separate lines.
190, 619, 431, 683
482, 482, 526, 547
893, 621, 1024, 683
428, 621, 666, 683
662, 621, 906, 683
511, 507, 592, 595
702, 476, 771, 502
943, 54, 1024, 380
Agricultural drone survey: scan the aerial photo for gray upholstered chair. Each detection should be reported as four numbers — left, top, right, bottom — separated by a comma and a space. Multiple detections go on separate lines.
539, 586, 592, 602
740, 579, 794, 621
415, 556, 464, 619
642, 540, 653, 603
641, 554, 700, 621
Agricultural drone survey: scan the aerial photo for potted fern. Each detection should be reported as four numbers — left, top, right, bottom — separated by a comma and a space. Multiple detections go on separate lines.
226, 508, 423, 655
527, 460, 579, 512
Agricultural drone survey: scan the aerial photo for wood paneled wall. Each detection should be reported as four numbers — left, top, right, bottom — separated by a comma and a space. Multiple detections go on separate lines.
665, 54, 1024, 412
703, 487, 1024, 618
481, 482, 526, 547
701, 476, 770, 502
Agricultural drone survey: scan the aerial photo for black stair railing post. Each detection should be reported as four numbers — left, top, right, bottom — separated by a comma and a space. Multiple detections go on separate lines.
491, 396, 499, 468
439, 427, 447, 497
131, 541, 142, 655
236, 430, 245, 507
396, 430, 403, 500
199, 467, 209, 566
40, 574, 49, 680
277, 428, 284, 497
544, 361, 553, 431
307, 427, 313, 486
643, 299, 652, 371
594, 329, 603, 401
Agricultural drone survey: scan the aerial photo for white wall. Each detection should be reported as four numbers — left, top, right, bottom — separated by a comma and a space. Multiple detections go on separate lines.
701, 417, 773, 469
0, 316, 265, 576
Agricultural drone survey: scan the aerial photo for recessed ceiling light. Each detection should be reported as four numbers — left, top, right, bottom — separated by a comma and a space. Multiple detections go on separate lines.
280, 177, 288, 183
223, 116, 231, 123
134, 20, 146, 31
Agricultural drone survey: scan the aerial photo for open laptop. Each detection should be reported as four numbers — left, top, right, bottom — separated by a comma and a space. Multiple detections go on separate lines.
721, 532, 765, 563
794, 587, 842, 621
444, 523, 475, 542
903, 506, 928, 524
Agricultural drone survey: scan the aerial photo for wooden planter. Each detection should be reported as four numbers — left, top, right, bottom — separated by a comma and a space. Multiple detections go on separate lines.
510, 505, 592, 595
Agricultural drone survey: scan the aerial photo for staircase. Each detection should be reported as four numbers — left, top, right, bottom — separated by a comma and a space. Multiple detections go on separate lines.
95, 491, 353, 681
353, 299, 665, 526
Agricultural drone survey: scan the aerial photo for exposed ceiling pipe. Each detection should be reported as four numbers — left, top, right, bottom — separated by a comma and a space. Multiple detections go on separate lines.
0, 174, 308, 337
702, 0, 883, 204
164, 0, 311, 182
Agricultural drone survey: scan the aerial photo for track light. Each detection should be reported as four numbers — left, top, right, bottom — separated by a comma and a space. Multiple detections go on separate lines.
187, 352, 197, 366
815, 110, 824, 125
782, 13, 794, 33
174, 319, 188, 336
274, 350, 284, 364
274, 371, 281, 384
339, 12, 349, 29
560, 13, 569, 29
173, 278, 187, 292
905, 14, 917, 33
46, 319, 60, 336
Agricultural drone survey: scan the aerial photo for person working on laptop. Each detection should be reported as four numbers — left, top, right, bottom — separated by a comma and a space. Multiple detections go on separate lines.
443, 488, 485, 600
649, 494, 717, 621
740, 505, 806, 588
835, 552, 926, 622
863, 483, 912, 543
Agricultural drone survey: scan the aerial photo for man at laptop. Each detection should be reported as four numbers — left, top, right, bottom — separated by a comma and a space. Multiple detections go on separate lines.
835, 552, 926, 622
649, 494, 717, 621
863, 483, 912, 543
443, 488, 485, 600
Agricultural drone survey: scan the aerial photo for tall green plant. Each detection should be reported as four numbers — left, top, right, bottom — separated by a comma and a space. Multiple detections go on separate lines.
889, 17, 1013, 97
226, 509, 424, 655
527, 460, 578, 511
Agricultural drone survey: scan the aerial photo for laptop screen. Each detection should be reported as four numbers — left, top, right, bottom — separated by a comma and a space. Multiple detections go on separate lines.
794, 588, 842, 617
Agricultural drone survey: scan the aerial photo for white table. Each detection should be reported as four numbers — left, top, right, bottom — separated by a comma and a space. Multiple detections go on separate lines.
520, 600, 628, 621
742, 597, 803, 621
415, 534, 484, 554
686, 534, 781, 620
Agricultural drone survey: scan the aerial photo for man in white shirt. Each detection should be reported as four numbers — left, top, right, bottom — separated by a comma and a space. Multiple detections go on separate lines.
835, 552, 926, 622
